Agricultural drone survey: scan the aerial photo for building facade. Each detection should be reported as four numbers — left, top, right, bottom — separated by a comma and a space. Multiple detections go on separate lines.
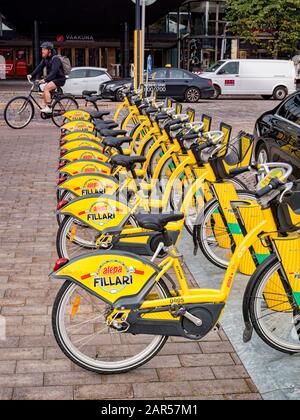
1, 1, 298, 79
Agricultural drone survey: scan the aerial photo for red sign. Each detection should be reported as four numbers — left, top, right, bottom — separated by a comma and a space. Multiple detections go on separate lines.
225, 80, 235, 86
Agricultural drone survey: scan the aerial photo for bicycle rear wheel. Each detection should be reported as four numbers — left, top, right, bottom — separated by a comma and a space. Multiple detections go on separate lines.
52, 96, 79, 128
52, 277, 170, 374
4, 96, 34, 129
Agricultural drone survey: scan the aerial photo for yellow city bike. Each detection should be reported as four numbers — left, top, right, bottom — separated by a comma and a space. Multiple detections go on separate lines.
50, 162, 300, 374
56, 130, 253, 260
58, 106, 197, 180
57, 112, 207, 205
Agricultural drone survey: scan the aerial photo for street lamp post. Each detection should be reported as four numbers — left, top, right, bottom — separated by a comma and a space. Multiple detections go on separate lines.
132, 0, 157, 89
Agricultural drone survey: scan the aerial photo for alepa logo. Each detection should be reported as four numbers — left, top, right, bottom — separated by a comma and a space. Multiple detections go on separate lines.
82, 178, 106, 195
82, 163, 101, 174
91, 260, 144, 294
82, 200, 123, 226
77, 142, 95, 148
80, 151, 98, 160
71, 123, 90, 132
69, 111, 88, 121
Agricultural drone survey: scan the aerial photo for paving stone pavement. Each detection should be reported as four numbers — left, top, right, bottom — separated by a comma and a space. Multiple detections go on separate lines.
0, 120, 263, 400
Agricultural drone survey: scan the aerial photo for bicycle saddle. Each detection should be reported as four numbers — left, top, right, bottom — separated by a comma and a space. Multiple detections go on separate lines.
95, 121, 118, 131
100, 129, 127, 137
102, 137, 133, 149
135, 212, 184, 232
85, 95, 102, 103
89, 110, 111, 120
110, 155, 146, 169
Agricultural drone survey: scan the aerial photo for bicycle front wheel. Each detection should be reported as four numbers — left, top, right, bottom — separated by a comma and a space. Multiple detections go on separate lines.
52, 96, 79, 128
249, 258, 300, 354
4, 96, 34, 129
52, 278, 170, 374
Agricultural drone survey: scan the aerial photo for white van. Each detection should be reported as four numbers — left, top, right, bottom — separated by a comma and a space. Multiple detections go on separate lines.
201, 59, 297, 100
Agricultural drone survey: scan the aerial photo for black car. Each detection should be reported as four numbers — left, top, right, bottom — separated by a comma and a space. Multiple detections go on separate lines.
100, 68, 214, 103
255, 91, 300, 179
100, 78, 132, 102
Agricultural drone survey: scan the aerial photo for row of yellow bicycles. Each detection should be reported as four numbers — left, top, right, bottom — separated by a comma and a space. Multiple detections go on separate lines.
49, 88, 300, 374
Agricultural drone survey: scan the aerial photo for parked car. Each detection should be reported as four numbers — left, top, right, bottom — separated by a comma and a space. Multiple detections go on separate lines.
254, 91, 300, 179
64, 67, 112, 96
100, 68, 214, 102
100, 78, 132, 102
201, 59, 297, 100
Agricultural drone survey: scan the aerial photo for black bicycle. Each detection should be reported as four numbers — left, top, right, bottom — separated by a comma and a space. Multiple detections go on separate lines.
4, 77, 79, 129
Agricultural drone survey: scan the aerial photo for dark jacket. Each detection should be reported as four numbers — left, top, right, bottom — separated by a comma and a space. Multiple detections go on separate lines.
31, 54, 66, 84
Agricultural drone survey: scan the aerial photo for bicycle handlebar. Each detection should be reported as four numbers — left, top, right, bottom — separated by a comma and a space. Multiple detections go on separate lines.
256, 178, 281, 198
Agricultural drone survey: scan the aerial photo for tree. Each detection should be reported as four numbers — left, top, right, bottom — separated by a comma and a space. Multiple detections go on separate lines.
225, 0, 300, 58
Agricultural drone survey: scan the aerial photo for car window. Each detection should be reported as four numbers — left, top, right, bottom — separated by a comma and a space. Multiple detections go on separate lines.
169, 69, 185, 79
87, 69, 105, 78
68, 69, 87, 79
151, 69, 168, 80
218, 62, 239, 75
183, 71, 193, 79
278, 95, 300, 126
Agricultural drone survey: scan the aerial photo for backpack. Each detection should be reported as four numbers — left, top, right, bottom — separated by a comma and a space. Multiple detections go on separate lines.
55, 55, 72, 75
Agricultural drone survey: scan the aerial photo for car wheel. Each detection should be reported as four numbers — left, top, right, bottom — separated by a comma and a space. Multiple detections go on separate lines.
185, 87, 201, 103
273, 86, 288, 101
115, 89, 125, 102
212, 85, 221, 99
261, 95, 272, 100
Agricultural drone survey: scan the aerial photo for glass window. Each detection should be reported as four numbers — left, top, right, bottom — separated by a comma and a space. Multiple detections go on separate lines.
206, 61, 225, 72
87, 69, 104, 78
151, 69, 168, 80
218, 62, 239, 75
183, 71, 193, 79
278, 95, 300, 126
68, 69, 87, 79
169, 69, 185, 79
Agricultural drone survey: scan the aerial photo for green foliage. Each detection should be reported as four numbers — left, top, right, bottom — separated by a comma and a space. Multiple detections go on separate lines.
225, 0, 300, 57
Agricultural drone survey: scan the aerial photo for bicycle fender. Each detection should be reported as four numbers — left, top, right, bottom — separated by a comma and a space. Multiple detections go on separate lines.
63, 110, 92, 122
60, 139, 104, 153
62, 132, 100, 142
50, 250, 159, 308
58, 194, 132, 232
61, 121, 95, 134
58, 173, 119, 197
242, 254, 277, 342
59, 160, 112, 177
61, 147, 109, 163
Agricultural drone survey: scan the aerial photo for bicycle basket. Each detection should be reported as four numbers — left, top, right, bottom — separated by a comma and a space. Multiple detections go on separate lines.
277, 181, 300, 233
224, 131, 254, 167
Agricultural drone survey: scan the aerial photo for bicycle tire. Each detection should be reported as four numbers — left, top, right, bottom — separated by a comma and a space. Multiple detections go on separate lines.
52, 278, 170, 374
4, 96, 34, 129
52, 96, 79, 128
248, 258, 300, 354
197, 191, 257, 269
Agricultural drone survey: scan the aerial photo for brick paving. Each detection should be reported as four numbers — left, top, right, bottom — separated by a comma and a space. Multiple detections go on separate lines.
0, 92, 264, 400
0, 124, 261, 400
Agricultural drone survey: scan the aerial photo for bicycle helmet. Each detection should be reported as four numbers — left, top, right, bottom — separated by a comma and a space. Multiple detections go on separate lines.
40, 42, 54, 50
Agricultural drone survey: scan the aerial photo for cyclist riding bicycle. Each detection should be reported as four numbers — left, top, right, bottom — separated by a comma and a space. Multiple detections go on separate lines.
28, 42, 66, 114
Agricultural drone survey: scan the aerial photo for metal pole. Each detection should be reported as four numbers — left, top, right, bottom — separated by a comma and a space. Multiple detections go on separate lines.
124, 22, 130, 78
142, 0, 146, 84
134, 0, 141, 90
33, 20, 40, 68
215, 1, 220, 62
